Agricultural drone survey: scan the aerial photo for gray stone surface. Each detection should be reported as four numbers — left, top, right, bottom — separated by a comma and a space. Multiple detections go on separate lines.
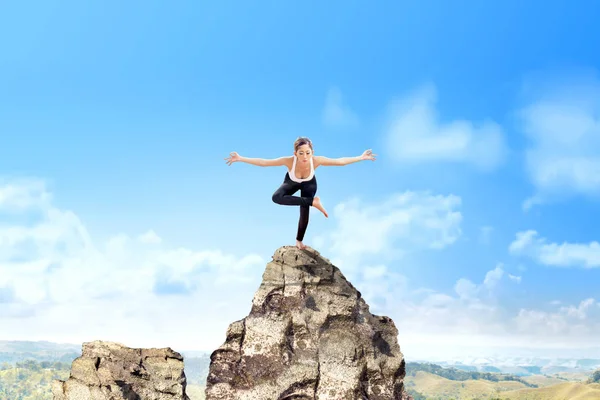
205, 245, 412, 400
53, 340, 190, 400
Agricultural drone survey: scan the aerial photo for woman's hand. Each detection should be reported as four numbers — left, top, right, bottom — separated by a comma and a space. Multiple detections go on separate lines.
361, 149, 377, 161
225, 152, 241, 166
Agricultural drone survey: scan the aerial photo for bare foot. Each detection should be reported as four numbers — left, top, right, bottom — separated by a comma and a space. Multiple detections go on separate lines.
311, 196, 328, 218
296, 240, 306, 249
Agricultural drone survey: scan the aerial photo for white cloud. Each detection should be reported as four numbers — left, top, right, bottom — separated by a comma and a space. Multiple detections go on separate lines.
310, 193, 597, 356
514, 298, 600, 338
375, 261, 597, 355
3, 178, 597, 359
355, 264, 408, 313
0, 182, 465, 353
0, 179, 266, 351
316, 200, 597, 356
452, 263, 507, 302
454, 278, 478, 300
313, 191, 462, 276
483, 264, 504, 289
508, 274, 522, 283
391, 264, 519, 342
509, 229, 600, 268
384, 84, 507, 171
479, 226, 493, 245
518, 71, 600, 208
0, 178, 52, 210
138, 229, 162, 244
311, 193, 592, 357
322, 86, 359, 129
560, 298, 596, 320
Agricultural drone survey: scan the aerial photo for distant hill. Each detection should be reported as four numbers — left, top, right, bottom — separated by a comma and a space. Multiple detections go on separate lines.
520, 365, 543, 375
2, 340, 599, 400
450, 364, 478, 372
433, 356, 600, 377
498, 381, 600, 400
406, 371, 600, 400
405, 371, 532, 399
0, 340, 80, 365
521, 374, 570, 388
0, 340, 80, 353
577, 359, 600, 369
406, 362, 537, 387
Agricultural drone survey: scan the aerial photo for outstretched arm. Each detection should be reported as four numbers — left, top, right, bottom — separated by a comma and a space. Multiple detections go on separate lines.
315, 149, 377, 167
225, 152, 290, 167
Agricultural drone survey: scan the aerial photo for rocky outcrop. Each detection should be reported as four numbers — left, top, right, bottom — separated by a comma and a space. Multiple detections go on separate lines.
52, 340, 190, 400
205, 246, 412, 400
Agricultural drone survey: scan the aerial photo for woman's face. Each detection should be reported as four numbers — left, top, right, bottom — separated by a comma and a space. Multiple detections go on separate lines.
295, 144, 313, 164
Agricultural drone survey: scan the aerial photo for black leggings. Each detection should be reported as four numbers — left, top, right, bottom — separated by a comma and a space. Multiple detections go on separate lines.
272, 173, 317, 242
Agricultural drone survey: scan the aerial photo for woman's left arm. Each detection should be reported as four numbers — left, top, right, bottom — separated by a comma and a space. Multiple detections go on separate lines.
314, 149, 376, 166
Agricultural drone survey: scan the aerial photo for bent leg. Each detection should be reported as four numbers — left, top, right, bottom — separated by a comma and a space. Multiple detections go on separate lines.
272, 178, 313, 207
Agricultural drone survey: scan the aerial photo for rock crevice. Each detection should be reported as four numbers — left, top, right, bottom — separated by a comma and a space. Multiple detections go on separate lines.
52, 341, 190, 400
205, 245, 412, 400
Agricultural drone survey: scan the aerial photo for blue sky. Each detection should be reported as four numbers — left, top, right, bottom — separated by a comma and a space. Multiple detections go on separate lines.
1, 1, 600, 360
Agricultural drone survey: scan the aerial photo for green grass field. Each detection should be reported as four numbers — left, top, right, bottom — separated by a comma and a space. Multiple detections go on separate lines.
405, 371, 600, 400
170, 369, 600, 400
497, 382, 600, 400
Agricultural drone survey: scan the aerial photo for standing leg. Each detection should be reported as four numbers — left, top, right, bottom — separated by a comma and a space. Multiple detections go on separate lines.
296, 178, 318, 248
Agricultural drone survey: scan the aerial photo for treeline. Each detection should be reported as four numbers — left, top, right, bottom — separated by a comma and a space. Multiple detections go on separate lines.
1, 360, 71, 371
0, 359, 70, 400
0, 351, 78, 365
588, 369, 600, 384
406, 362, 538, 388
405, 388, 427, 400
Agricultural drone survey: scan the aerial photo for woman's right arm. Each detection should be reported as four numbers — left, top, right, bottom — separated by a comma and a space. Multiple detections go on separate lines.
226, 152, 291, 167
240, 156, 290, 167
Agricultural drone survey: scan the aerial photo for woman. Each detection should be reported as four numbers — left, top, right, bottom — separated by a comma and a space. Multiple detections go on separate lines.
225, 137, 376, 249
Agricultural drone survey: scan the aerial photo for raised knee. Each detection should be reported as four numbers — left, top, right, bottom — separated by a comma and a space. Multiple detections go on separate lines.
272, 192, 282, 204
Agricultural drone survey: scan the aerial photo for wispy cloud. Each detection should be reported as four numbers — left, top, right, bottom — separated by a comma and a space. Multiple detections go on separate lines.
479, 226, 494, 245
384, 84, 507, 171
518, 70, 600, 209
508, 274, 522, 283
453, 263, 511, 303
322, 86, 359, 129
514, 298, 599, 337
378, 262, 596, 354
509, 229, 600, 268
313, 193, 598, 354
313, 190, 462, 276
311, 190, 463, 330
0, 179, 265, 350
2, 177, 597, 358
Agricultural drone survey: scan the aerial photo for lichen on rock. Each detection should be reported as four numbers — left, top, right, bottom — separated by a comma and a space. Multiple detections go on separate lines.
205, 245, 412, 400
53, 340, 190, 400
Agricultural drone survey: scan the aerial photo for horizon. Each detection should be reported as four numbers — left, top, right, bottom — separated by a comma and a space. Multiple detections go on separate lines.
2, 338, 600, 365
2, 1, 600, 361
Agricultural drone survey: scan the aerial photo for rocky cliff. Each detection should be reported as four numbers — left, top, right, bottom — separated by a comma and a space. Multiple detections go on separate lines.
205, 245, 411, 400
52, 341, 190, 400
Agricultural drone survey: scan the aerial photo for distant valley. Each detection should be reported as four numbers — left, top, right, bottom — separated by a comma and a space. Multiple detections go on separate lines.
1, 340, 598, 400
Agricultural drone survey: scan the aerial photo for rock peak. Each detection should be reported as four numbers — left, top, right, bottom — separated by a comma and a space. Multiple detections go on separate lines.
206, 246, 412, 399
52, 340, 190, 400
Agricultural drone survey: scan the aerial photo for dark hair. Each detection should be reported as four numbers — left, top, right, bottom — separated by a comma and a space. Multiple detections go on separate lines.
294, 136, 313, 152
